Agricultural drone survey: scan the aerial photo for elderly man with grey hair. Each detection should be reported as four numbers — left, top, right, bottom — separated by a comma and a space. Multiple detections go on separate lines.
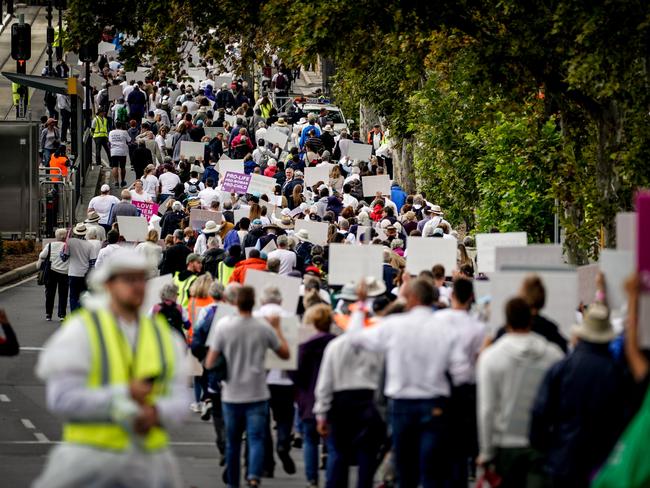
249, 284, 297, 477
38, 228, 70, 321
267, 235, 297, 276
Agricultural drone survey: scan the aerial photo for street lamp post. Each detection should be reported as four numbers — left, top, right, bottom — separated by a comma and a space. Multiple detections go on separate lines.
45, 0, 54, 76
55, 0, 64, 61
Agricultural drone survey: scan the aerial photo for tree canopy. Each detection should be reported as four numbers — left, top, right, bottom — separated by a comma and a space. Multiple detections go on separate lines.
65, 0, 650, 262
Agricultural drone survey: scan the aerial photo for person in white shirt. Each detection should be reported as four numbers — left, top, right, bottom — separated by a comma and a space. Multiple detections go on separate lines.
129, 179, 152, 202
185, 169, 206, 194
87, 184, 120, 230
63, 224, 95, 312
153, 103, 171, 128
349, 277, 464, 487
108, 122, 132, 187
266, 235, 296, 275
181, 94, 199, 115
159, 165, 181, 203
38, 228, 70, 321
198, 178, 221, 209
95, 230, 122, 270
142, 164, 160, 202
341, 183, 359, 210
313, 286, 385, 487
193, 220, 221, 256
434, 278, 487, 483
476, 297, 563, 488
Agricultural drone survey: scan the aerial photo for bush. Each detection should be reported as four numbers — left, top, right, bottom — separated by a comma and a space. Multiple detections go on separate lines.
3, 240, 36, 255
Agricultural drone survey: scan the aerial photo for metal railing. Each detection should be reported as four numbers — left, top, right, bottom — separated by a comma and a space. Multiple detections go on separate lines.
38, 166, 76, 236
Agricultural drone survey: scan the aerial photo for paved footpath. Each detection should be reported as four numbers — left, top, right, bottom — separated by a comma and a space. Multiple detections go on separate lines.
0, 278, 320, 487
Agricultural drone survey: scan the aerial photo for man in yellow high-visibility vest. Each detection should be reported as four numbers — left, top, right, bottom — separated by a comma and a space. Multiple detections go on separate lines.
34, 248, 190, 488
91, 108, 111, 167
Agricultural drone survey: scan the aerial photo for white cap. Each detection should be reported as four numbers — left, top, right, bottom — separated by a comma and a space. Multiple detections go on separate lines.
88, 248, 150, 287
101, 184, 111, 193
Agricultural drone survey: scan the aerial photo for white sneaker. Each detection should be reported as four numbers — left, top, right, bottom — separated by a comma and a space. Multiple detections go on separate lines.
190, 402, 202, 413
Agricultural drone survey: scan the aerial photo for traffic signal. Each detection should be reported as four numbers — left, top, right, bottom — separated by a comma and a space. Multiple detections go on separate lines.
11, 23, 31, 61
79, 42, 98, 63
54, 0, 67, 10
6, 0, 14, 15
47, 26, 54, 44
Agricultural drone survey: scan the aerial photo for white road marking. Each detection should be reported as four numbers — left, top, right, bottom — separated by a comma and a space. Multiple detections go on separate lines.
0, 440, 216, 446
0, 275, 37, 294
0, 394, 10, 402
33, 433, 49, 443
19, 347, 45, 352
21, 419, 35, 429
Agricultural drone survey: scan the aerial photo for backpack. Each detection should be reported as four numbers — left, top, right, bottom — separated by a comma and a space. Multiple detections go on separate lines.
116, 105, 128, 124
275, 73, 287, 90
154, 301, 185, 338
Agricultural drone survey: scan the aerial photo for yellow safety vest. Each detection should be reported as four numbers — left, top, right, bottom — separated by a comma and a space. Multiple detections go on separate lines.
93, 116, 108, 138
173, 272, 197, 308
62, 308, 176, 452
217, 261, 235, 286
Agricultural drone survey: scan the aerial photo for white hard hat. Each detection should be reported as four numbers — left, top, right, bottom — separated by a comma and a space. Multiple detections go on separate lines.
88, 248, 150, 287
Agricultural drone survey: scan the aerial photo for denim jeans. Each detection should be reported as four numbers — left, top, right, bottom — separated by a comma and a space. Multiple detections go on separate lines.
68, 276, 87, 312
222, 400, 269, 487
302, 418, 320, 484
389, 398, 451, 488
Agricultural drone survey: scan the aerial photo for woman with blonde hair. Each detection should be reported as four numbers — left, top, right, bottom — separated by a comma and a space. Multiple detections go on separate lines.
249, 202, 262, 221
290, 184, 305, 210
187, 272, 215, 412
329, 165, 344, 194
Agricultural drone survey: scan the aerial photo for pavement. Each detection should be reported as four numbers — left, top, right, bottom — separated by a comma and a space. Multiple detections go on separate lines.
0, 278, 328, 488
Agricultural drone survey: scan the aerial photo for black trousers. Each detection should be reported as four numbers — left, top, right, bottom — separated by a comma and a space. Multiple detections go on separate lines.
60, 109, 71, 142
94, 136, 110, 166
264, 384, 296, 472
45, 270, 68, 318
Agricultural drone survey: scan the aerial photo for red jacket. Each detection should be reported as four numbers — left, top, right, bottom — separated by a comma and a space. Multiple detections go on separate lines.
229, 257, 267, 283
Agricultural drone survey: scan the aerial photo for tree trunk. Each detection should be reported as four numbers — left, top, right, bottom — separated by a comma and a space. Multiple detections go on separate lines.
393, 136, 416, 194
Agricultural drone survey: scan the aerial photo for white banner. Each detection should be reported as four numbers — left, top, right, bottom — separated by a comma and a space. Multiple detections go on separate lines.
264, 316, 299, 370
328, 244, 384, 286
476, 232, 527, 274
264, 128, 289, 148
304, 166, 331, 188
117, 216, 148, 242
495, 244, 567, 271
108, 85, 123, 101
233, 206, 250, 224
347, 143, 372, 162
217, 158, 245, 175
248, 174, 276, 197
616, 212, 636, 253
362, 175, 391, 197
600, 249, 635, 310
179, 141, 205, 161
245, 269, 302, 314
294, 219, 329, 246
142, 274, 173, 314
405, 237, 458, 275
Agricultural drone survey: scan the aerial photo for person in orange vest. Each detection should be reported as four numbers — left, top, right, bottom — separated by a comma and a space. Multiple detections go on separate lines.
367, 124, 384, 151
48, 145, 70, 182
229, 248, 267, 284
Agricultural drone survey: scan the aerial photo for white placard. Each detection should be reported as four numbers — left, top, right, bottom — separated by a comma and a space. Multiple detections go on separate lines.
476, 232, 528, 274
206, 303, 238, 347
577, 263, 599, 305
328, 244, 384, 286
261, 239, 277, 255
600, 249, 634, 311
264, 316, 299, 370
356, 226, 372, 245
495, 244, 567, 271
264, 128, 289, 148
616, 212, 636, 253
142, 274, 173, 314
126, 71, 146, 83
347, 143, 373, 161
245, 247, 255, 258
489, 270, 578, 338
294, 219, 329, 246
233, 206, 250, 224
90, 73, 105, 89
245, 269, 302, 314
66, 53, 79, 66
405, 237, 458, 275
248, 174, 276, 197
108, 85, 123, 101
217, 158, 245, 175
304, 166, 331, 188
179, 141, 205, 161
204, 127, 228, 138
186, 68, 206, 83
190, 209, 223, 230
224, 114, 237, 126
362, 175, 391, 197
97, 41, 115, 55
117, 216, 148, 242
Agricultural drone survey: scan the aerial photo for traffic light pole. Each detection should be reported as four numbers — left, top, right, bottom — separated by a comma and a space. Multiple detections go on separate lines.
46, 1, 54, 76
15, 13, 28, 119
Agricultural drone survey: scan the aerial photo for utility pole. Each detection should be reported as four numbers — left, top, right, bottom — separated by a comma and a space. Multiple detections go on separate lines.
11, 11, 31, 119
45, 0, 54, 75
55, 0, 66, 62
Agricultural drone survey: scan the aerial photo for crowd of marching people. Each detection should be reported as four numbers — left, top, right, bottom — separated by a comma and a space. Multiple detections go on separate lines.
32, 55, 650, 488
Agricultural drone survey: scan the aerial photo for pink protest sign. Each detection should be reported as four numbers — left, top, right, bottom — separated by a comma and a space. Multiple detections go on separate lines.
222, 171, 251, 194
637, 191, 650, 291
132, 200, 160, 221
